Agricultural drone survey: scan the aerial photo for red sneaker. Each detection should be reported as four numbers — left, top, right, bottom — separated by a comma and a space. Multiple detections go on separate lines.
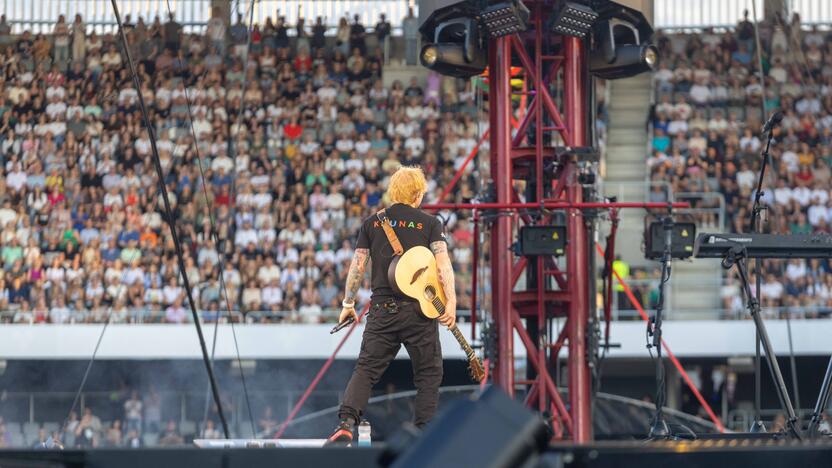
324, 420, 354, 446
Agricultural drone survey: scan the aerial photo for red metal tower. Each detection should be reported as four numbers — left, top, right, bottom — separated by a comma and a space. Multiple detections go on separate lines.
421, 0, 687, 442
488, 5, 592, 440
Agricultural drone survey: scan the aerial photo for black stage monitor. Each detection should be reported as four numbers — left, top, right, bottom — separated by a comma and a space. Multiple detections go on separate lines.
645, 221, 696, 260
519, 225, 566, 256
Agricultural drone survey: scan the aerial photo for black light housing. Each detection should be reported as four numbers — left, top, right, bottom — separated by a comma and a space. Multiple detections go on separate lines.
550, 1, 599, 38
588, 2, 657, 80
480, 0, 530, 39
419, 1, 487, 78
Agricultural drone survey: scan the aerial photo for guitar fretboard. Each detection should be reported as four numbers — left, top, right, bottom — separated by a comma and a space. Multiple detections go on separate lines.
431, 297, 476, 360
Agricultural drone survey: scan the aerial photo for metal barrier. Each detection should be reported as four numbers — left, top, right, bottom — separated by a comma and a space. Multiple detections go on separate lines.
675, 191, 726, 231
791, 0, 832, 25
0, 308, 476, 324
653, 0, 764, 30
2, 0, 414, 34
654, 0, 832, 30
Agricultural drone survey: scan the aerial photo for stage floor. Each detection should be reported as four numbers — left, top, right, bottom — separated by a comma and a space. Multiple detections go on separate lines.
2, 440, 832, 468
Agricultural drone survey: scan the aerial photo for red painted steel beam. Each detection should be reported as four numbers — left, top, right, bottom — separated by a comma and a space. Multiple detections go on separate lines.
593, 243, 727, 432
489, 36, 515, 396
512, 308, 573, 432
423, 202, 690, 210
563, 35, 592, 443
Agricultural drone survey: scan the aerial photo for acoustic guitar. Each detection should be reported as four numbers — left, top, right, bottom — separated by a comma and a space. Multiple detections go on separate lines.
388, 246, 486, 383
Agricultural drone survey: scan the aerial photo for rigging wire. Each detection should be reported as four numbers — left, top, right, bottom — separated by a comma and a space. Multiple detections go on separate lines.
163, 0, 257, 438
59, 248, 143, 442
109, 0, 231, 438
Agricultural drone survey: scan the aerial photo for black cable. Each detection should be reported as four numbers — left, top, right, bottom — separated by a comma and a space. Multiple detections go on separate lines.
164, 0, 257, 439
59, 248, 143, 444
109, 0, 231, 439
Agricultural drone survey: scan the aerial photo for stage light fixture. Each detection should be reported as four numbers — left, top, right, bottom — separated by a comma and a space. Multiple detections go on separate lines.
480, 0, 530, 39
588, 3, 657, 80
551, 1, 599, 38
419, 16, 487, 78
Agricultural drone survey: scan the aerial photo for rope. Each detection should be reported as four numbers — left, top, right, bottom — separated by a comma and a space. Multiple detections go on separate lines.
109, 0, 231, 438
594, 242, 726, 433
274, 303, 371, 439
163, 0, 257, 439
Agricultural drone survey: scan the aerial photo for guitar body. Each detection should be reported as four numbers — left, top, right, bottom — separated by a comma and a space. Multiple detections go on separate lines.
388, 246, 445, 319
389, 246, 485, 383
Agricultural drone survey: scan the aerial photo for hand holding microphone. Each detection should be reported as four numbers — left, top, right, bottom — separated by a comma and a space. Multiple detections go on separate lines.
331, 299, 358, 334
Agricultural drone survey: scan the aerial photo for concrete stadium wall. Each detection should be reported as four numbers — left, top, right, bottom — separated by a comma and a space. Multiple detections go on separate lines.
0, 320, 829, 359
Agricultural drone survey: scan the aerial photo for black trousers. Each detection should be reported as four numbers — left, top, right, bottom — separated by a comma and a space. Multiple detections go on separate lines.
339, 300, 443, 428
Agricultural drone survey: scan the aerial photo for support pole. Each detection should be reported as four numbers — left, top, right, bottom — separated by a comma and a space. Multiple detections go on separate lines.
490, 36, 515, 396
564, 35, 592, 442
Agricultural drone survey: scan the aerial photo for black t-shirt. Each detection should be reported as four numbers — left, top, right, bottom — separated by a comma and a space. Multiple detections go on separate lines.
356, 203, 446, 301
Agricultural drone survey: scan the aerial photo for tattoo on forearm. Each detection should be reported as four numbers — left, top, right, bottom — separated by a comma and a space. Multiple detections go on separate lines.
430, 241, 447, 255
431, 241, 455, 303
344, 248, 369, 303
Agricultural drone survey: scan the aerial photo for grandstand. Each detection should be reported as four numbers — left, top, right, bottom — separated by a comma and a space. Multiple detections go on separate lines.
1, 0, 832, 463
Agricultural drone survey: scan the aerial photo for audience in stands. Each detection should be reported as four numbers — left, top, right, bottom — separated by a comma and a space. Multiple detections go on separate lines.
0, 11, 493, 324
649, 11, 832, 318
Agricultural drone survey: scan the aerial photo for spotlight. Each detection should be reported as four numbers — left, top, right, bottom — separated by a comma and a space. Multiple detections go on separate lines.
420, 11, 487, 78
589, 3, 657, 80
480, 0, 530, 39
551, 1, 599, 38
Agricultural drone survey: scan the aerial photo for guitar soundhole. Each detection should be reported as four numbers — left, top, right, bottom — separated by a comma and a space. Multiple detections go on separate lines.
424, 285, 436, 301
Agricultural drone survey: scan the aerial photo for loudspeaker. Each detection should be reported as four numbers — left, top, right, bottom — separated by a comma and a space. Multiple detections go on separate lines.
388, 386, 549, 468
644, 221, 696, 260
520, 226, 567, 256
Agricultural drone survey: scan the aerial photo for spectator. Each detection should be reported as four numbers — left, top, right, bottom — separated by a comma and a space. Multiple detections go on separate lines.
158, 420, 184, 446
402, 7, 419, 65
74, 407, 102, 448
124, 390, 143, 433
202, 420, 221, 439
53, 15, 70, 64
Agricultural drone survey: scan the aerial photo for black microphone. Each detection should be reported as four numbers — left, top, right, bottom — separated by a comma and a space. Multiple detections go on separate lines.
330, 316, 355, 334
761, 110, 784, 134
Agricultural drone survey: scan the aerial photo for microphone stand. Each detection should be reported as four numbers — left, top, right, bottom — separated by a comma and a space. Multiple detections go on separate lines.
747, 124, 775, 433
648, 214, 673, 439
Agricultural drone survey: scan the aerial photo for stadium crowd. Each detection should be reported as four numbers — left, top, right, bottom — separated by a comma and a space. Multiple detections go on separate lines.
0, 9, 485, 324
648, 11, 832, 318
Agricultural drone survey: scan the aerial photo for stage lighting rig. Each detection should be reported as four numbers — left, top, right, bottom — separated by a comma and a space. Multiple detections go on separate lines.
480, 0, 530, 38
419, 0, 487, 78
420, 17, 487, 78
588, 2, 658, 79
550, 1, 599, 38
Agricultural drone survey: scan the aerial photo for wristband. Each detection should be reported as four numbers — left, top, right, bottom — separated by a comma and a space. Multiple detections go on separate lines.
342, 300, 355, 308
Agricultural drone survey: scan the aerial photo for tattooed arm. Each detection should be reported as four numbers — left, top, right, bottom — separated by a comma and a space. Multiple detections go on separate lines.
430, 240, 457, 328
339, 248, 370, 323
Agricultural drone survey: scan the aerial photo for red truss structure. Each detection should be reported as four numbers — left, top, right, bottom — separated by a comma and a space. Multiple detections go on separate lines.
424, 2, 687, 442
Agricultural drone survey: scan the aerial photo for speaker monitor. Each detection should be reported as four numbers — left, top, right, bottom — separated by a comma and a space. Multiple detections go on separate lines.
389, 386, 548, 468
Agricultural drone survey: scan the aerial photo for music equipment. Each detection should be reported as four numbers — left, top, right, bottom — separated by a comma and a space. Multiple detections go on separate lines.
645, 221, 696, 260
519, 225, 566, 256
762, 110, 784, 134
694, 232, 832, 259
389, 246, 486, 383
330, 316, 355, 334
388, 386, 548, 468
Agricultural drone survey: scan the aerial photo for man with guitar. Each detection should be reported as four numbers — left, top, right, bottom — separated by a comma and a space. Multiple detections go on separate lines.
326, 166, 457, 444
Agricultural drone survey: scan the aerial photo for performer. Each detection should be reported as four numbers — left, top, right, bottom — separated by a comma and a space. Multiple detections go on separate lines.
326, 166, 456, 444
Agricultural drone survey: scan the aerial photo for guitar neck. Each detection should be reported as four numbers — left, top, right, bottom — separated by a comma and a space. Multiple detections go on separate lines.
448, 324, 476, 359
431, 295, 476, 358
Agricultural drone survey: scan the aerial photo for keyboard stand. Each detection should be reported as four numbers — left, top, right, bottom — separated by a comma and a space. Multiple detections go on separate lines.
721, 244, 801, 439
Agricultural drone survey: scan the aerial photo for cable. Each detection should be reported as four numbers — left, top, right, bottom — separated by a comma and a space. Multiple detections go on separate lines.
164, 0, 257, 439
59, 248, 143, 443
109, 0, 231, 439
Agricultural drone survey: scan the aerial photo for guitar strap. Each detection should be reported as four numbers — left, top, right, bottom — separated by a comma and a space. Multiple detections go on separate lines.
376, 209, 404, 256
